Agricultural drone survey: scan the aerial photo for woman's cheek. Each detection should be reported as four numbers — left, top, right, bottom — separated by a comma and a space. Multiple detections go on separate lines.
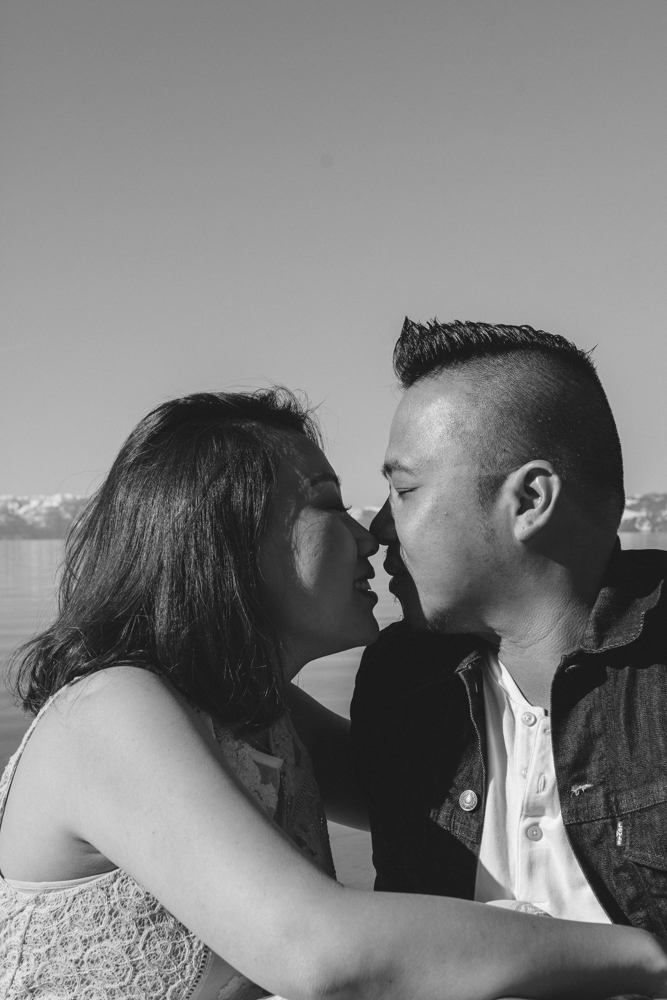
290, 516, 329, 592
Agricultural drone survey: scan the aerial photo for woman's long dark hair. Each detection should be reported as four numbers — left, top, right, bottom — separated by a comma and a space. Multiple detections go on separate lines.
11, 388, 321, 730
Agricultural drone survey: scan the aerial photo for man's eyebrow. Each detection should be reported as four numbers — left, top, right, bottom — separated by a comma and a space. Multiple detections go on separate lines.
309, 472, 342, 488
381, 460, 415, 479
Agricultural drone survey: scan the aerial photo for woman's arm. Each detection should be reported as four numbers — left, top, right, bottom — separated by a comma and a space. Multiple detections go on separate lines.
287, 682, 369, 829
56, 668, 667, 1000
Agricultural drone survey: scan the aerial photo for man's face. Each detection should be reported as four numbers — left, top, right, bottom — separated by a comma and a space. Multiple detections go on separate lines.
375, 375, 503, 632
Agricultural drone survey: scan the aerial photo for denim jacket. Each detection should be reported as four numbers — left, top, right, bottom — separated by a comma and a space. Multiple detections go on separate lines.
350, 545, 667, 935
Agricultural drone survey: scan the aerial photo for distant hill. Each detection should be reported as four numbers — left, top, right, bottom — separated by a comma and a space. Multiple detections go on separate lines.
1, 495, 662, 539
619, 493, 667, 533
0, 497, 381, 540
0, 495, 88, 539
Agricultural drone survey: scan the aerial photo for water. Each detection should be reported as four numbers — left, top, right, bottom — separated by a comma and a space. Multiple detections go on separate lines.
614, 532, 667, 550
0, 540, 63, 770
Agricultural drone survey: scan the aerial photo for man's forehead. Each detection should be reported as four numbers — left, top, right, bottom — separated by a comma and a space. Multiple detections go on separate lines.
388, 378, 470, 455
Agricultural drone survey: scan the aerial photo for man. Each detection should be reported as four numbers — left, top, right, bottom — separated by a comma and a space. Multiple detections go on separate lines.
351, 319, 667, 935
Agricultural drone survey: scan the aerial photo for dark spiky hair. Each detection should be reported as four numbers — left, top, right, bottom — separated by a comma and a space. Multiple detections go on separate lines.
393, 318, 625, 528
394, 318, 595, 387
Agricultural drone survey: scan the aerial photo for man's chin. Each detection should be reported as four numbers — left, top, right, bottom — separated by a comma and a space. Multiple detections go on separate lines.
389, 575, 471, 634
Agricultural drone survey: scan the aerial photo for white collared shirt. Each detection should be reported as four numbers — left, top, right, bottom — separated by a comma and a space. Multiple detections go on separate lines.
474, 650, 610, 922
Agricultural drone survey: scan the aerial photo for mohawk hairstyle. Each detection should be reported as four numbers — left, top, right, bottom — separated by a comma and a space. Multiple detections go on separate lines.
393, 318, 625, 528
394, 319, 595, 387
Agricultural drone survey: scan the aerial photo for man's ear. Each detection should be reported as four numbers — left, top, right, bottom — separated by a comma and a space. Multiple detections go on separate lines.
506, 461, 562, 541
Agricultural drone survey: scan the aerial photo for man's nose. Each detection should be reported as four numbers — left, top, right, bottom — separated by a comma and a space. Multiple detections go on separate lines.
370, 498, 397, 545
357, 524, 379, 559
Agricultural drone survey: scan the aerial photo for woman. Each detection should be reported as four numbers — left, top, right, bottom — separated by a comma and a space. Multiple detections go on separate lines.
0, 389, 665, 1000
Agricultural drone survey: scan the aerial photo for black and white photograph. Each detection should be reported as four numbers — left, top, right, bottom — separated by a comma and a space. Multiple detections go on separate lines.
2, 2, 667, 998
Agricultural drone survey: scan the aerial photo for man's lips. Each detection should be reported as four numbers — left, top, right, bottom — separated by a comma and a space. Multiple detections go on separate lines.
383, 558, 407, 578
387, 574, 409, 594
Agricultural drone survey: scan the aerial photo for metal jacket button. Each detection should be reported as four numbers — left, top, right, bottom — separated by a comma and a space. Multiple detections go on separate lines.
521, 711, 537, 727
459, 790, 478, 812
526, 824, 543, 841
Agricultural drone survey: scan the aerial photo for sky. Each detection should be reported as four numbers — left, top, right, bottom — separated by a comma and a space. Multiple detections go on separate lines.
2, 0, 666, 507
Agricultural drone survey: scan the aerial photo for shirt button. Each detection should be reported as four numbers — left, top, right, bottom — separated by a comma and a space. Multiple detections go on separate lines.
521, 767, 528, 778
521, 711, 537, 727
459, 790, 478, 812
526, 824, 543, 841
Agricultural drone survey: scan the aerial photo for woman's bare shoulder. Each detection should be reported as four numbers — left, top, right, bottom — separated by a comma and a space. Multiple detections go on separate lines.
30, 665, 218, 806
0, 667, 203, 880
55, 663, 180, 708
50, 665, 206, 740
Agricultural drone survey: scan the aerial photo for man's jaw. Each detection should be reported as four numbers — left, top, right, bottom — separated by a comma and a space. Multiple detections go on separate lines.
383, 552, 478, 634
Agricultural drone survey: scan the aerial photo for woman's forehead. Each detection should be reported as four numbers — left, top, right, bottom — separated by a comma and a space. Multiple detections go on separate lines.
276, 434, 338, 493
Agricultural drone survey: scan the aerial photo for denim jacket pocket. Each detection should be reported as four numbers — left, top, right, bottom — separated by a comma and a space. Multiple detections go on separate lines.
622, 791, 667, 862
625, 845, 667, 874
622, 797, 667, 933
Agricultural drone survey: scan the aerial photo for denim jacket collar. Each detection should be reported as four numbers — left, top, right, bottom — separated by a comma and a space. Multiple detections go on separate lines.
579, 541, 664, 653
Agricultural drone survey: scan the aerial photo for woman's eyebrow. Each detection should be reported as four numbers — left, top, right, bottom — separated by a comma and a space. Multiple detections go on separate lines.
309, 472, 342, 488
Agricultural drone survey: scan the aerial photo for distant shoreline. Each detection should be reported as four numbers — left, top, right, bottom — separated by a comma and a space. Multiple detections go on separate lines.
2, 530, 666, 542
1, 493, 666, 539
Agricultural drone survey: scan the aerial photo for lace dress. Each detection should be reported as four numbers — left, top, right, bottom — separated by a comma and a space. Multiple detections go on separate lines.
0, 686, 336, 1000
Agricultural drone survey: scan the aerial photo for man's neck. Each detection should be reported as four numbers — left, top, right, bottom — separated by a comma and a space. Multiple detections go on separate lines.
494, 593, 592, 708
494, 571, 602, 709
479, 526, 617, 709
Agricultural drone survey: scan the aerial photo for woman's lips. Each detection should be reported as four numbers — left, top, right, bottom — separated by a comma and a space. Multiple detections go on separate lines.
354, 575, 378, 604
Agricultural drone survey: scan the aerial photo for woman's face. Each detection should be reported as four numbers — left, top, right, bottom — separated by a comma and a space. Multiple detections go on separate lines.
259, 433, 380, 675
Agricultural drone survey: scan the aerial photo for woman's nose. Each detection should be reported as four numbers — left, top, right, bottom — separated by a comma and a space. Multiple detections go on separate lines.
370, 499, 396, 545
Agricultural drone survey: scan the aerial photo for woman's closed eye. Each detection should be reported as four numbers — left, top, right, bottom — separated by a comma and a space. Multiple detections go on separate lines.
313, 488, 351, 514
310, 498, 351, 516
